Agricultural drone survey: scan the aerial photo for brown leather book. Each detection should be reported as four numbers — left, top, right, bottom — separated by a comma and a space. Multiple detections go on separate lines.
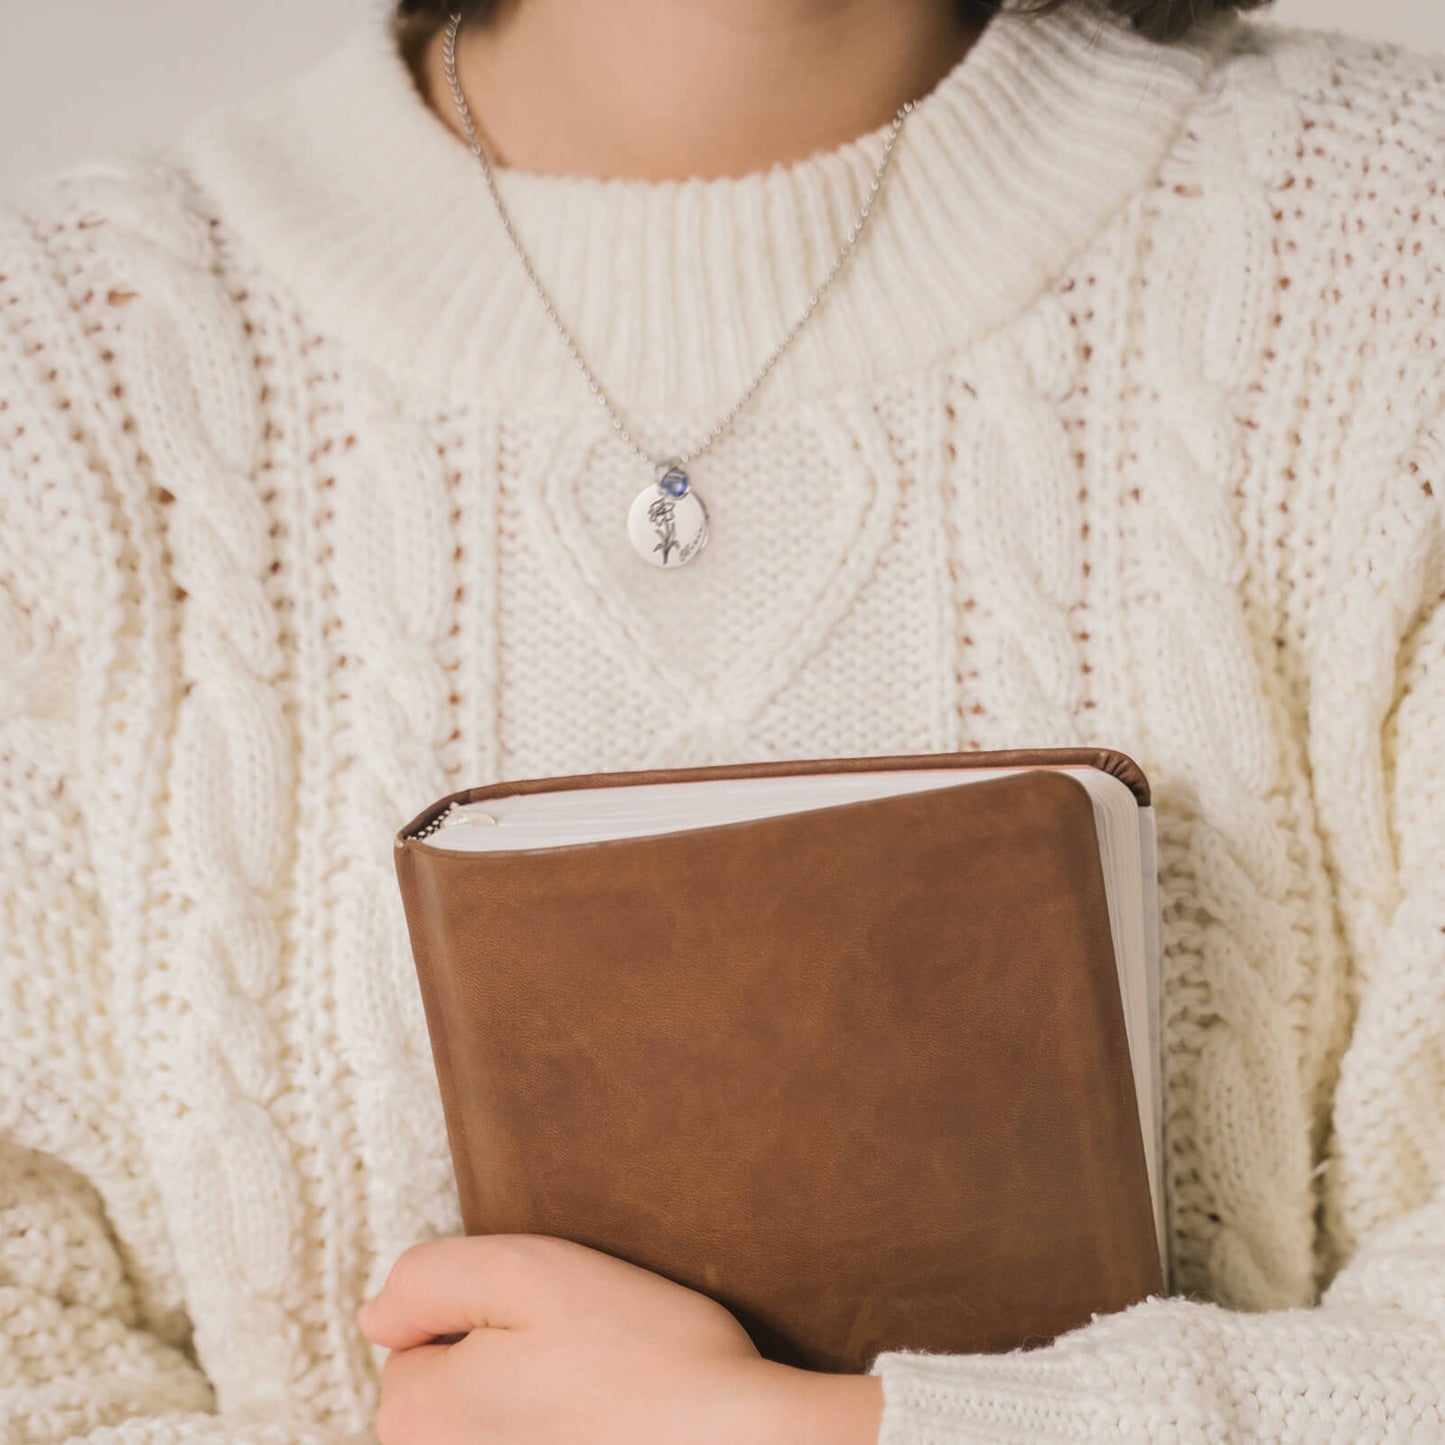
393, 747, 1165, 1375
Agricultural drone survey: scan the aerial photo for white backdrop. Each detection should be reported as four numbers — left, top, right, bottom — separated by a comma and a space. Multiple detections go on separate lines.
2, 0, 1443, 195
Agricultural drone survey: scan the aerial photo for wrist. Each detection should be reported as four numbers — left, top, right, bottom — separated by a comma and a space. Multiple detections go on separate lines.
732, 1359, 884, 1445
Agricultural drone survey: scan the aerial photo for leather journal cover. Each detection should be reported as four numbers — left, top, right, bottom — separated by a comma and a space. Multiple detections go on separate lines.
393, 747, 1163, 1374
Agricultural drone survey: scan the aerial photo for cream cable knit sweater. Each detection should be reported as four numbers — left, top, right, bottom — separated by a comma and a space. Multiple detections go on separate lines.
2, 1, 1443, 1440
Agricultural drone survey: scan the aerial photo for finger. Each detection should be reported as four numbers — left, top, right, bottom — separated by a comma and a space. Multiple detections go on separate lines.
359, 1235, 543, 1350
376, 1342, 454, 1445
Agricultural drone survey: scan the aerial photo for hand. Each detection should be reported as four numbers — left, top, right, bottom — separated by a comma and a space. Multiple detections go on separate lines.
358, 1234, 884, 1445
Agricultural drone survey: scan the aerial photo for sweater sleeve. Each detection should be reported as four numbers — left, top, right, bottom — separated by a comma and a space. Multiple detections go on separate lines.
865, 373, 1445, 1445
867, 28, 1445, 1436
0, 197, 355, 1445
868, 714, 1445, 1445
871, 521, 1445, 1445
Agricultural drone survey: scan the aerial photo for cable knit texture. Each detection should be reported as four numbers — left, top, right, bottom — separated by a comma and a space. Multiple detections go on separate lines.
1, 1, 1443, 1439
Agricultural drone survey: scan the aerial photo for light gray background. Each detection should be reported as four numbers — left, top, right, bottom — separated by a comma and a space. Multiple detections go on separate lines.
2, 0, 1443, 195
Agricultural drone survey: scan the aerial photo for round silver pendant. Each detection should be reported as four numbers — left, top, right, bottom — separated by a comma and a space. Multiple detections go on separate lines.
627, 466, 709, 568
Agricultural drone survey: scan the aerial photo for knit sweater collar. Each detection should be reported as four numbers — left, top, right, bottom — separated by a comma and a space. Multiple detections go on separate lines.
177, 0, 1237, 430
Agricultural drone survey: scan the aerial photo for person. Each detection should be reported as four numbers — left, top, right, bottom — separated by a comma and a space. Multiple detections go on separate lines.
1, 0, 1442, 1438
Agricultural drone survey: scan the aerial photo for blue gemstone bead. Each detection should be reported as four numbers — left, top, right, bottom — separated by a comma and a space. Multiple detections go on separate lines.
660, 468, 689, 498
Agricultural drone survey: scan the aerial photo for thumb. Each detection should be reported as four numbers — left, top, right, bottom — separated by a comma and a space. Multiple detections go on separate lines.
359, 1235, 546, 1350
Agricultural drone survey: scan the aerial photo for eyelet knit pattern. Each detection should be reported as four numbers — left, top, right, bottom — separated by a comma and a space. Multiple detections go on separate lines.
2, 2, 1443, 1440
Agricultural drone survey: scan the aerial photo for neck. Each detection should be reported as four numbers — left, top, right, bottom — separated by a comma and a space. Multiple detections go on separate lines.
415, 0, 983, 182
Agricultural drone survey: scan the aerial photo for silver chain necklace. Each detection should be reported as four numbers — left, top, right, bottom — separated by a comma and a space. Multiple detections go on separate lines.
443, 11, 915, 568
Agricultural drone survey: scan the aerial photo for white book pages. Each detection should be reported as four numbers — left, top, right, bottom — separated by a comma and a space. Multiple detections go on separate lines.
425, 765, 1162, 1267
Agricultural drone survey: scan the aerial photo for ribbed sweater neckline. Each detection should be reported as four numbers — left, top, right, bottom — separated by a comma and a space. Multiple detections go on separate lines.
176, 0, 1238, 433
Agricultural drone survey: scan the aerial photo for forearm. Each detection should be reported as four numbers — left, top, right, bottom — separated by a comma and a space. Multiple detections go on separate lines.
867, 1206, 1445, 1443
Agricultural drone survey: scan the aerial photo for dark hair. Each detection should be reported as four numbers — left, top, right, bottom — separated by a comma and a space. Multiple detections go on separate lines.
396, 0, 1269, 44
